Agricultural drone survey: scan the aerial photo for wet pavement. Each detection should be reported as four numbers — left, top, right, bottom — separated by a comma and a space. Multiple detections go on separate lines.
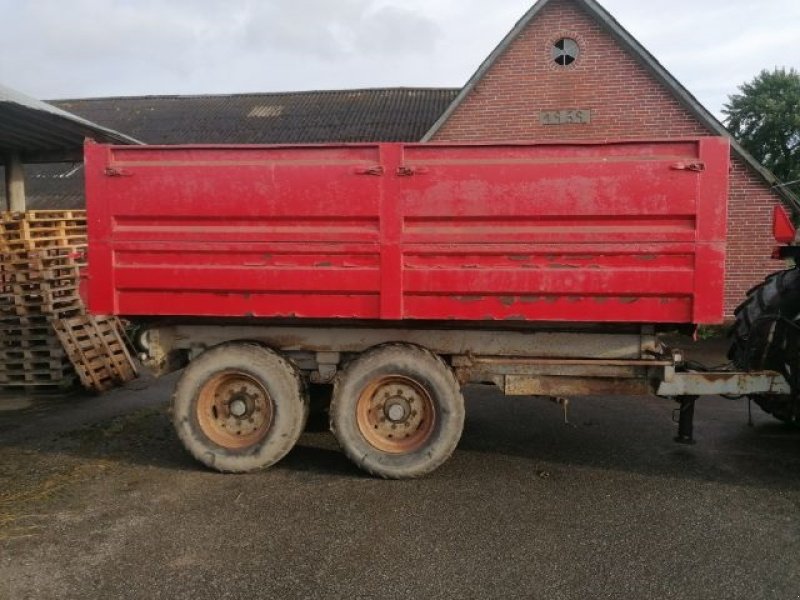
0, 341, 799, 599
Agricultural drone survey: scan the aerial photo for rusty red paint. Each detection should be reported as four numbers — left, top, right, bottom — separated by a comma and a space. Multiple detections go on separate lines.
84, 138, 730, 324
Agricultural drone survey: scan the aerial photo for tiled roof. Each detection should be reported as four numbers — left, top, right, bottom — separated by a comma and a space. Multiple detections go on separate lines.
54, 88, 459, 145
17, 88, 459, 209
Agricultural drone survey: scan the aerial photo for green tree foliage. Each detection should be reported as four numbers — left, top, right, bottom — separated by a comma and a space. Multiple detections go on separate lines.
723, 68, 800, 187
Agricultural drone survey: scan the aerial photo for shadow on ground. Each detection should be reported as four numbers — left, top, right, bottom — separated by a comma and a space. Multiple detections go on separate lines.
0, 333, 798, 503
1, 380, 798, 493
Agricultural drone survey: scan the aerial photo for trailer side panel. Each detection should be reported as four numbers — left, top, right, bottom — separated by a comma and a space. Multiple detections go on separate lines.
85, 138, 730, 324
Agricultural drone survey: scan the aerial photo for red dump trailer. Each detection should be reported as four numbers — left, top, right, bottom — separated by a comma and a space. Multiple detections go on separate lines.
84, 138, 796, 478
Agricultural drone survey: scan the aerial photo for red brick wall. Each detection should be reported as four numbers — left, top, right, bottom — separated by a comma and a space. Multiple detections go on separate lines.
431, 0, 783, 318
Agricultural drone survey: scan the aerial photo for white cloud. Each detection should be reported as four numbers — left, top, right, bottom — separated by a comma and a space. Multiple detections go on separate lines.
0, 0, 797, 115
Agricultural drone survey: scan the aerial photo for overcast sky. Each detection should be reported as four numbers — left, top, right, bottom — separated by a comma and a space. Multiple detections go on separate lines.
0, 0, 798, 119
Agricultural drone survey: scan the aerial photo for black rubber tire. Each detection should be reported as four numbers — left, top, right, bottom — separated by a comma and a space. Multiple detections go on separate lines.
171, 343, 308, 473
330, 344, 465, 479
729, 268, 800, 423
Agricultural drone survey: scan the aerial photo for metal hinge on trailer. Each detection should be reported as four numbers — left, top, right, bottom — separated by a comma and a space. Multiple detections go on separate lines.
104, 167, 133, 177
670, 161, 705, 172
354, 165, 431, 177
396, 166, 429, 177
354, 165, 385, 176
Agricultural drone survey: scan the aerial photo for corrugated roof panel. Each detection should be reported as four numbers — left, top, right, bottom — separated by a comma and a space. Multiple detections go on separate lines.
23, 88, 459, 209
0, 83, 141, 155
51, 88, 458, 144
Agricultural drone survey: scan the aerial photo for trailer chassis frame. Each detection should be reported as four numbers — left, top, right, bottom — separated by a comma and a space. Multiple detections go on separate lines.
137, 322, 789, 399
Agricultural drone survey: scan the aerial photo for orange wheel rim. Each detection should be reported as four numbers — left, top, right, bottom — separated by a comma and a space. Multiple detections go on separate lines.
197, 371, 273, 449
356, 375, 435, 454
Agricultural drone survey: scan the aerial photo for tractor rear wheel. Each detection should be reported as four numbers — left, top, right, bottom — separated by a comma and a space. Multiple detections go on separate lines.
729, 268, 800, 423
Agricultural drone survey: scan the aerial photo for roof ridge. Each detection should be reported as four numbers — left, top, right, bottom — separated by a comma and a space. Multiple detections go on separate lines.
50, 87, 460, 103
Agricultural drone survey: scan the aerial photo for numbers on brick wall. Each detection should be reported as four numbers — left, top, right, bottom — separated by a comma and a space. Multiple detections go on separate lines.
540, 110, 591, 125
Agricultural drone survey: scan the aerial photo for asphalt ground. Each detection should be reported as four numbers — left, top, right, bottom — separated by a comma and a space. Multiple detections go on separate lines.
0, 343, 799, 599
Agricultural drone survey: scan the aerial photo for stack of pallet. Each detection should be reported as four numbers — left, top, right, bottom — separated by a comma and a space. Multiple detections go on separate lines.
0, 210, 137, 394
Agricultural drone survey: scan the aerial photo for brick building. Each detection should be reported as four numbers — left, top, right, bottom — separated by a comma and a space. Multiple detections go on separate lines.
13, 0, 797, 317
423, 0, 797, 316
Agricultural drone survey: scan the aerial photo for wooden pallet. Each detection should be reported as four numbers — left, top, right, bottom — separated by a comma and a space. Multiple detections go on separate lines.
2, 266, 80, 284
0, 338, 61, 352
0, 212, 84, 392
0, 288, 83, 320
52, 315, 138, 393
0, 239, 87, 254
0, 330, 53, 341
0, 347, 68, 361
0, 214, 87, 256
2, 284, 82, 302
1, 248, 87, 268
0, 358, 75, 384
1, 210, 139, 395
0, 224, 87, 240
2, 210, 86, 222
1, 358, 72, 374
0, 212, 84, 222
1, 285, 78, 305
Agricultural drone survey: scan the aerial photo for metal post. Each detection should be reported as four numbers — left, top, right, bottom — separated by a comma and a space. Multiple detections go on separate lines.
674, 396, 698, 444
4, 152, 26, 212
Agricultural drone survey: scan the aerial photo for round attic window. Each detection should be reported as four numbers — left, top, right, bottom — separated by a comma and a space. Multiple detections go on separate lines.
552, 38, 579, 66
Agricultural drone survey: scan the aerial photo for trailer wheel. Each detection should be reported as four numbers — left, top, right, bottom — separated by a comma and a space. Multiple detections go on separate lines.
330, 344, 465, 479
729, 267, 800, 423
172, 343, 308, 472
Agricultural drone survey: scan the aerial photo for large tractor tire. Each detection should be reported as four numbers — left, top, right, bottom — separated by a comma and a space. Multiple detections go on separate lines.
729, 268, 800, 423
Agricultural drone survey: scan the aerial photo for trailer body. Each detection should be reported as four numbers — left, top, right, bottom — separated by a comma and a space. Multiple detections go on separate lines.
84, 138, 730, 325
83, 137, 790, 478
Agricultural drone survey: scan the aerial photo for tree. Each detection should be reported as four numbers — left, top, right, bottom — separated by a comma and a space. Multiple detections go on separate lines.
723, 68, 800, 188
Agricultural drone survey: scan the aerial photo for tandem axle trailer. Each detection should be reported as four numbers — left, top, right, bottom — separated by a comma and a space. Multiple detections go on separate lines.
84, 138, 798, 477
